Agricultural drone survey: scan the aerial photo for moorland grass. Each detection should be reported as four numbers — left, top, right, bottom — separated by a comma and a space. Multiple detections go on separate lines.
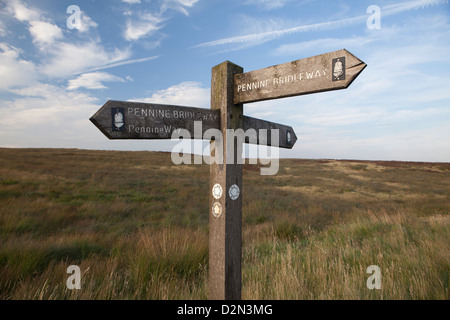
0, 148, 448, 299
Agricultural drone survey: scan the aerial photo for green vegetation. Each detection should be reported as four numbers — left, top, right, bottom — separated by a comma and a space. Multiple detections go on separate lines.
0, 148, 449, 299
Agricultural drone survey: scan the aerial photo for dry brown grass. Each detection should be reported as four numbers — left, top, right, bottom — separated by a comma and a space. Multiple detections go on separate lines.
0, 148, 449, 299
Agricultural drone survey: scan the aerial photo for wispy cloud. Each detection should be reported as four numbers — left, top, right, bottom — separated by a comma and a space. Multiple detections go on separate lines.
84, 56, 160, 74
274, 12, 450, 58
193, 0, 449, 50
121, 0, 142, 4
193, 15, 365, 49
382, 0, 449, 15
67, 72, 127, 90
129, 81, 210, 108
161, 0, 200, 16
123, 12, 165, 41
39, 41, 131, 78
243, 0, 295, 11
122, 0, 200, 42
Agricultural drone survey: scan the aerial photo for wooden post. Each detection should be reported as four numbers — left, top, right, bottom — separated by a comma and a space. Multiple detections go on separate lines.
209, 61, 244, 300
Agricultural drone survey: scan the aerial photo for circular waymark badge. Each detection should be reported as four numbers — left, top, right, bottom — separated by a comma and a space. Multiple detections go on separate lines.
212, 202, 223, 218
212, 183, 223, 199
229, 184, 240, 200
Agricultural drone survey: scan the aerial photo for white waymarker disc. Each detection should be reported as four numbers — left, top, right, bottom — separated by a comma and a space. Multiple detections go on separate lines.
212, 202, 223, 218
229, 184, 240, 200
212, 184, 223, 199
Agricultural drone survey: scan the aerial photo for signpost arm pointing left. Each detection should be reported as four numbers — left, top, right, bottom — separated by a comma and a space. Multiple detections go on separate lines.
89, 100, 221, 140
89, 100, 115, 139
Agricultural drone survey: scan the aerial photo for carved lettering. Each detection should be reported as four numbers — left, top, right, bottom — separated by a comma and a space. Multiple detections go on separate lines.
128, 124, 181, 134
125, 107, 216, 122
240, 68, 329, 92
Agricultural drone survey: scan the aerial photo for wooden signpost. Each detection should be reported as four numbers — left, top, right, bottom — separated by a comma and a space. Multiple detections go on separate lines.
90, 100, 297, 149
90, 48, 366, 300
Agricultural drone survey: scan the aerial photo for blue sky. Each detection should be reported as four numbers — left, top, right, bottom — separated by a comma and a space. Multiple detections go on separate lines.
0, 0, 449, 162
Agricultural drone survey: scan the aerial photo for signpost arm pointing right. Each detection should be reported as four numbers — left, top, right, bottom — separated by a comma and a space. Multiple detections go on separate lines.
234, 49, 366, 104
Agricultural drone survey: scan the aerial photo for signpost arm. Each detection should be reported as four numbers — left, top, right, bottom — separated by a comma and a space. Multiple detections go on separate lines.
209, 61, 244, 300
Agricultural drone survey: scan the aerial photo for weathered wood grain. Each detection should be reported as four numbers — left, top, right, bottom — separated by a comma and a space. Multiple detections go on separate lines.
243, 115, 298, 149
234, 49, 366, 104
89, 100, 220, 140
90, 100, 297, 149
209, 61, 243, 300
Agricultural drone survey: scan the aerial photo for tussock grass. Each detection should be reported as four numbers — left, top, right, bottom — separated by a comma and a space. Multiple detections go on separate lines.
243, 209, 449, 299
0, 148, 448, 299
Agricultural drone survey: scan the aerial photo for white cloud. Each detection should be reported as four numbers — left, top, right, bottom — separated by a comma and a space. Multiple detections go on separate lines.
5, 1, 153, 78
122, 0, 201, 41
123, 12, 165, 41
130, 81, 210, 108
121, 0, 142, 4
77, 11, 99, 33
39, 41, 132, 78
161, 0, 200, 15
0, 43, 37, 90
0, 20, 6, 37
0, 0, 160, 101
7, 0, 41, 22
6, 1, 63, 46
28, 21, 63, 45
8, 1, 96, 38
67, 72, 126, 90
0, 82, 100, 148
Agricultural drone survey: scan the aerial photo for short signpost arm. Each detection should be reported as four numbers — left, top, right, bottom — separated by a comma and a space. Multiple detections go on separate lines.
209, 61, 244, 300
